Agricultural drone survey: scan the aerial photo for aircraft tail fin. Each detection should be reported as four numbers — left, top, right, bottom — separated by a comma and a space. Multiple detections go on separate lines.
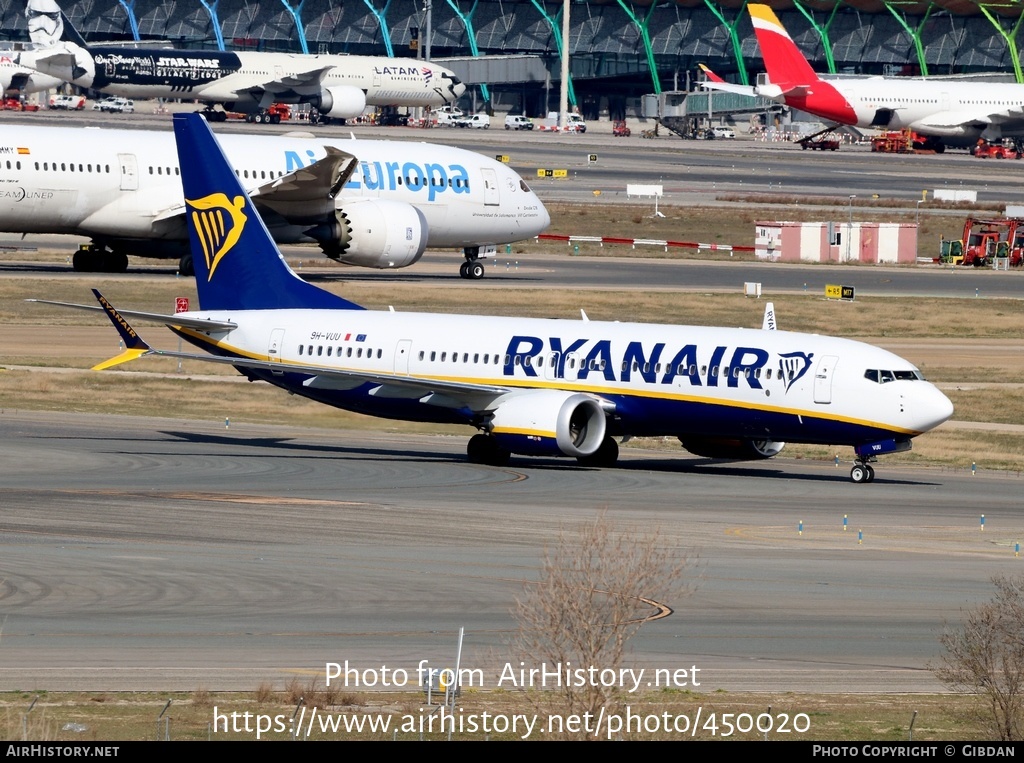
748, 4, 821, 88
172, 112, 363, 313
26, 3, 88, 50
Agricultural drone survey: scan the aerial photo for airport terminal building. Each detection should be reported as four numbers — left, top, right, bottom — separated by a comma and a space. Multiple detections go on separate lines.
2, 0, 1019, 116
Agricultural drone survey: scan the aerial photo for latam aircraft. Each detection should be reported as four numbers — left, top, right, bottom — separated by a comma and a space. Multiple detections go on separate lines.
706, 4, 1024, 150
0, 124, 549, 278
35, 113, 955, 483
17, 2, 464, 122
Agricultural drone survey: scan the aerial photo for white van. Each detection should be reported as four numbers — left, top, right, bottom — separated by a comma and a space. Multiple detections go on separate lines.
50, 94, 85, 110
504, 115, 533, 131
457, 113, 490, 129
433, 106, 464, 127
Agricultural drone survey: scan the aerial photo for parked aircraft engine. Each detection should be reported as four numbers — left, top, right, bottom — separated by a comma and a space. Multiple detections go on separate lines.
314, 86, 368, 119
679, 437, 785, 460
487, 390, 606, 457
306, 199, 428, 268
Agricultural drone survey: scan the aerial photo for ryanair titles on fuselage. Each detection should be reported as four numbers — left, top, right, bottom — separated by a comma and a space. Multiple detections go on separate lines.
502, 334, 814, 393
284, 149, 471, 203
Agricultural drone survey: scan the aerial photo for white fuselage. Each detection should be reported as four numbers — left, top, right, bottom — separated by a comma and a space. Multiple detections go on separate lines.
21, 44, 464, 112
173, 307, 954, 448
0, 124, 549, 252
825, 77, 1024, 141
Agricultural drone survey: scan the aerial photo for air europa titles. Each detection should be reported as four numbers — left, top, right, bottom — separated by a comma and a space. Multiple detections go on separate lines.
284, 149, 470, 203
503, 334, 815, 392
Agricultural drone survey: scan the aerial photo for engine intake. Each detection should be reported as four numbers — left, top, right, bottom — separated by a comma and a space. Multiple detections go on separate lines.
305, 199, 428, 268
488, 390, 606, 458
315, 86, 367, 119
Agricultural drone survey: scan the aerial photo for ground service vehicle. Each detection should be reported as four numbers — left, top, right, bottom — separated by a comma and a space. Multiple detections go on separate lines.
940, 218, 1024, 267
456, 113, 490, 129
870, 129, 942, 153
971, 139, 1022, 159
505, 115, 532, 130
612, 120, 631, 137
49, 93, 84, 110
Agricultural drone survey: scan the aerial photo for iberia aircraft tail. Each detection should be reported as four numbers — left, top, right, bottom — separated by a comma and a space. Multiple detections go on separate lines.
748, 4, 821, 89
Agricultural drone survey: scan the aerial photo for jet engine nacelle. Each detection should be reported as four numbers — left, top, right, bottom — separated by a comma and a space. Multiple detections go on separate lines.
488, 390, 606, 457
315, 86, 367, 119
306, 199, 428, 268
679, 437, 785, 460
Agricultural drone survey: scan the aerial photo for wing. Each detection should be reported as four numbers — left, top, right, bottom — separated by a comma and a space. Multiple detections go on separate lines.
240, 65, 334, 98
701, 80, 759, 97
912, 110, 993, 130
153, 146, 357, 224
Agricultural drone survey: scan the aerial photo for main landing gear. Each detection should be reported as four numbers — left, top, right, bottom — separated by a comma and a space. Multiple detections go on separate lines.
459, 247, 486, 279
178, 253, 195, 276
72, 244, 128, 273
467, 434, 510, 466
850, 460, 876, 484
199, 107, 228, 123
577, 436, 619, 467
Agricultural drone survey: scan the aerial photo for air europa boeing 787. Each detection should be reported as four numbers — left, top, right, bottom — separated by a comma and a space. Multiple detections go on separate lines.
34, 113, 954, 483
0, 124, 549, 278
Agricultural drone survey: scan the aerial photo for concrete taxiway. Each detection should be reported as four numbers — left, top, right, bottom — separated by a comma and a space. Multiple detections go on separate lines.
1, 410, 1020, 694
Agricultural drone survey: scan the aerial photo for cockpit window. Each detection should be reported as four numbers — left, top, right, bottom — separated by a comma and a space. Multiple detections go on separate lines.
865, 369, 925, 383
520, 179, 531, 193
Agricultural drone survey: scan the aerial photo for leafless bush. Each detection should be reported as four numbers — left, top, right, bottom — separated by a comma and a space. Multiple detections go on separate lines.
934, 575, 1024, 741
512, 514, 694, 738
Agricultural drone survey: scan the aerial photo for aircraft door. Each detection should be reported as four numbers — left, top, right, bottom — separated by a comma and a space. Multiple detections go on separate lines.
117, 154, 138, 191
813, 355, 838, 404
268, 328, 286, 375
480, 167, 500, 206
544, 352, 561, 381
394, 339, 412, 375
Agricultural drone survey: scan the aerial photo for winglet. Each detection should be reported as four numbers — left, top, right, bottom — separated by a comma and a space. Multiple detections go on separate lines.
762, 301, 777, 331
90, 289, 152, 370
699, 64, 726, 84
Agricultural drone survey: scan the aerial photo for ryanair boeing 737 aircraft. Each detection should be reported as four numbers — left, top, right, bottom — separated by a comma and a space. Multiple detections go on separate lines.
33, 114, 954, 483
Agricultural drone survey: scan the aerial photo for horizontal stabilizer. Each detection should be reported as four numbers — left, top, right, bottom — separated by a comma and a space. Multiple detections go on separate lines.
26, 298, 238, 332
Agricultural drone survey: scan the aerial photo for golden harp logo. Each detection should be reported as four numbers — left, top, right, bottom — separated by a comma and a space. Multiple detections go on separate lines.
187, 193, 247, 281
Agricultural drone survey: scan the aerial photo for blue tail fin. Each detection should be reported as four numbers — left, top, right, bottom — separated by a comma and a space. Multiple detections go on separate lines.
172, 112, 363, 312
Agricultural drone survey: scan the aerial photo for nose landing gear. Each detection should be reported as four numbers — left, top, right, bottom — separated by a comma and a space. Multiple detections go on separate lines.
850, 460, 876, 483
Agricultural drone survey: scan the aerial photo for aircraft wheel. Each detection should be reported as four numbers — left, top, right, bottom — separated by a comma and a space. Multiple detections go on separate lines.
271, 114, 281, 125
467, 434, 510, 466
459, 261, 470, 279
179, 253, 195, 277
865, 465, 875, 483
469, 261, 485, 279
108, 251, 129, 273
577, 437, 619, 468
850, 464, 868, 483
72, 248, 95, 272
